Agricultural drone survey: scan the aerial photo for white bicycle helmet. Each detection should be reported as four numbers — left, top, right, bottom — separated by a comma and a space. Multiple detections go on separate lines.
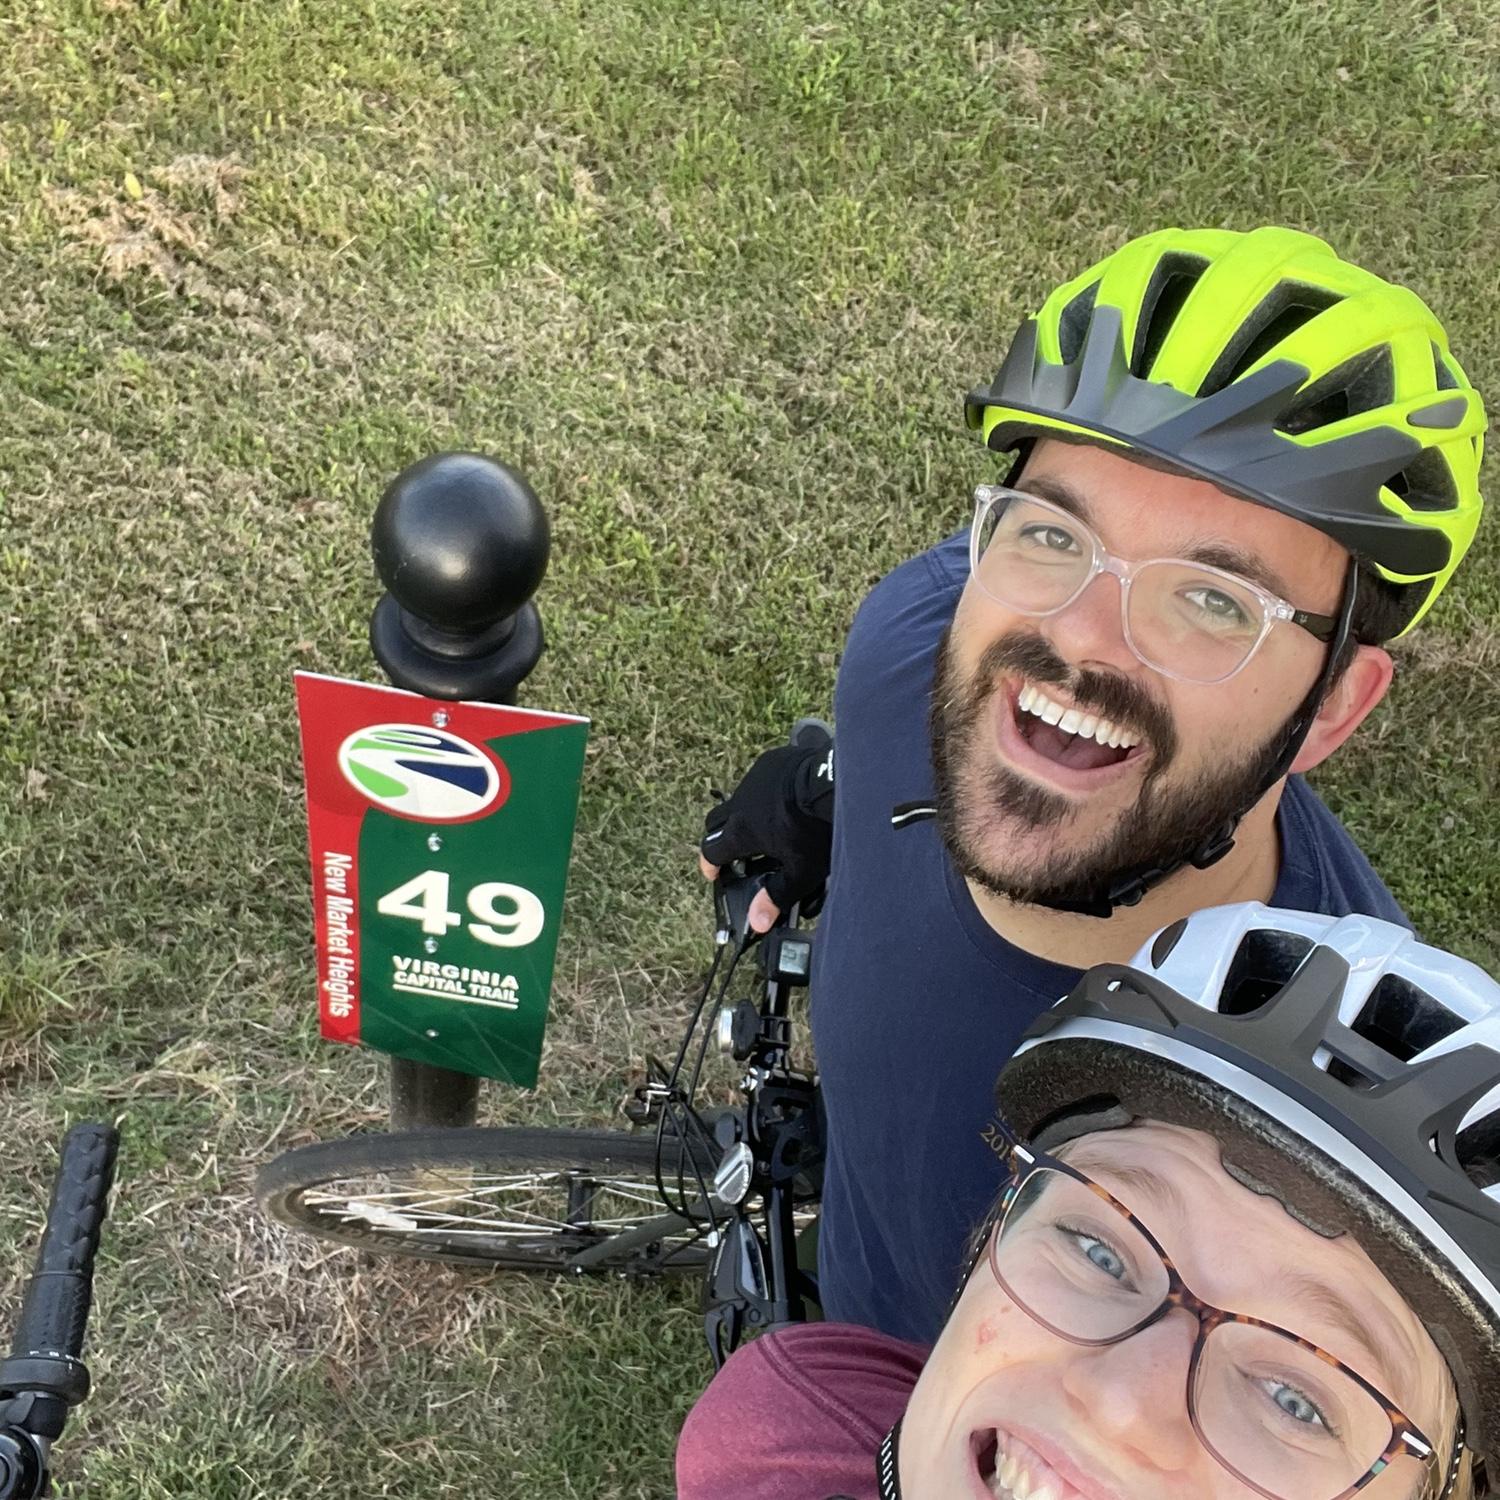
993, 903, 1499, 1493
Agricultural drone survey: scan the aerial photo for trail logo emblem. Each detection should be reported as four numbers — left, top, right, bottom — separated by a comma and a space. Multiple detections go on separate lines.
337, 724, 502, 820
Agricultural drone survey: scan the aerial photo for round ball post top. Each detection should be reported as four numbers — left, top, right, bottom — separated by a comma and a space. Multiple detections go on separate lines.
371, 452, 550, 634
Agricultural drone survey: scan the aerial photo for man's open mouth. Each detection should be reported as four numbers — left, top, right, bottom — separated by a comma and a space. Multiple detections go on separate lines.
1008, 680, 1146, 775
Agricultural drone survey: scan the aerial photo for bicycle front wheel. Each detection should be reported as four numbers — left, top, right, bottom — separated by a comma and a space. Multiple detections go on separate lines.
256, 1126, 721, 1274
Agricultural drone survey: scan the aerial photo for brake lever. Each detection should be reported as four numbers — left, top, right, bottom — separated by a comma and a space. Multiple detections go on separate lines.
701, 1215, 770, 1367
713, 857, 776, 951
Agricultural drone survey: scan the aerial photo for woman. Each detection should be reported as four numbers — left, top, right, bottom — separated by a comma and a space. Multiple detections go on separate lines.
676, 903, 1498, 1499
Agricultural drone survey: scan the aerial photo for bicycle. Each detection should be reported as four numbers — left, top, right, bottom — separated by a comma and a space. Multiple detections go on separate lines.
0, 1124, 119, 1498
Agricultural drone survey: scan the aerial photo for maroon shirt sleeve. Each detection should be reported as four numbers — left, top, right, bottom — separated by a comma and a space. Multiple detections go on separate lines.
675, 1322, 927, 1500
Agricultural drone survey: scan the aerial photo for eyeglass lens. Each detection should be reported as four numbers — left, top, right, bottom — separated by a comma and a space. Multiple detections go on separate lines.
973, 493, 1272, 684
990, 1169, 1419, 1500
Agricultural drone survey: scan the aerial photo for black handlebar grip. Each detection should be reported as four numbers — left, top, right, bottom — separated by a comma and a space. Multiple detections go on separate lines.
10, 1124, 118, 1363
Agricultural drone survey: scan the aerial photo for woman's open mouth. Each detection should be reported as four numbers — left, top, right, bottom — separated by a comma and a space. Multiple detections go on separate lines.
994, 678, 1149, 792
968, 1426, 1103, 1500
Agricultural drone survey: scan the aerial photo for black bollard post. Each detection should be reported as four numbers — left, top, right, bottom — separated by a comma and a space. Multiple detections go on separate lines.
368, 452, 551, 1131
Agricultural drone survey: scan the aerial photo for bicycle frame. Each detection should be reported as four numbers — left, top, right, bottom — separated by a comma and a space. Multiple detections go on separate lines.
693, 887, 825, 1367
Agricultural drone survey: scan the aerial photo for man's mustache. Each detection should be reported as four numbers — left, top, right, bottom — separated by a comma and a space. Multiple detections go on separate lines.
971, 632, 1178, 770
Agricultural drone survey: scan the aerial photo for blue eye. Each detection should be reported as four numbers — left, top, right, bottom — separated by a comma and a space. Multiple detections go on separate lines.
1056, 1220, 1132, 1284
1083, 1238, 1126, 1278
1257, 1377, 1335, 1436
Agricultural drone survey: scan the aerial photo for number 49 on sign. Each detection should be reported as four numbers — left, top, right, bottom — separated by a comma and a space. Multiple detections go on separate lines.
376, 870, 546, 947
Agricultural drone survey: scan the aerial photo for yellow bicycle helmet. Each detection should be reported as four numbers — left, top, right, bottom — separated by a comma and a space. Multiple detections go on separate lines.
965, 226, 1487, 635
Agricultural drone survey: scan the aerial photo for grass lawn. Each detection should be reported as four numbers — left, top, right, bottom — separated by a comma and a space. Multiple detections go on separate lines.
3, 0, 1498, 1494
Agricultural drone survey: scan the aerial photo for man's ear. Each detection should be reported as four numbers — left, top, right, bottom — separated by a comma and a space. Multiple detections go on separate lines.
1289, 644, 1394, 775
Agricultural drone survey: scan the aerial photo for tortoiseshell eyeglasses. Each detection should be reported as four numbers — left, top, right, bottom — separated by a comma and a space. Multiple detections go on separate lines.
987, 1135, 1444, 1500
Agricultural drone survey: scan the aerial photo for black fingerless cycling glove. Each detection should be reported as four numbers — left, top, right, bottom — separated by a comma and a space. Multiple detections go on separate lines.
700, 741, 835, 915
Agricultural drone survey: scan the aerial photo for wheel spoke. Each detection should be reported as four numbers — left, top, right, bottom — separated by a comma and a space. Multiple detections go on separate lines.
290, 1166, 715, 1267
301, 1185, 708, 1232
299, 1174, 677, 1213
264, 1133, 754, 1274
312, 1201, 698, 1236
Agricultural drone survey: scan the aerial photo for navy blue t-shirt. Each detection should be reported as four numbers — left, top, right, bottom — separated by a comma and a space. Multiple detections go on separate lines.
809, 529, 1409, 1346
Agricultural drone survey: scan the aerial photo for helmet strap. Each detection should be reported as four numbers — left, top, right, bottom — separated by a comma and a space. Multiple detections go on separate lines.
1039, 558, 1361, 918
877, 1417, 903, 1499
1437, 1411, 1470, 1500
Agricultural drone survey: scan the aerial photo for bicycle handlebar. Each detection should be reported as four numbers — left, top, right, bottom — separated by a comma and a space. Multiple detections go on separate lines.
0, 1122, 119, 1499
10, 1123, 116, 1368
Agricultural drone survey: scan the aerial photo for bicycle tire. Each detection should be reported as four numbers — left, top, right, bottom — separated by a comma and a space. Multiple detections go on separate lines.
256, 1126, 722, 1274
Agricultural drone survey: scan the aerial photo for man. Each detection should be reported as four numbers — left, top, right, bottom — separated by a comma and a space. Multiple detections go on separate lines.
699, 226, 1487, 1344
677, 904, 1500, 1499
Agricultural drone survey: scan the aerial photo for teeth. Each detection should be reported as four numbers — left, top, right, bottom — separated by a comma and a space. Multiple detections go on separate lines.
1017, 682, 1140, 752
986, 1458, 1015, 1498
985, 1452, 1033, 1500
984, 1431, 1078, 1500
983, 1452, 1025, 1500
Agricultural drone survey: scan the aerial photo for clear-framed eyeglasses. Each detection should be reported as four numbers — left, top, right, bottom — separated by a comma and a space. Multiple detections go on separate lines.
969, 484, 1340, 685
986, 1135, 1442, 1500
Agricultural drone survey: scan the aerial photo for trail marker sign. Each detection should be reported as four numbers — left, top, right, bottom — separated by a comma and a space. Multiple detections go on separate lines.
296, 671, 588, 1087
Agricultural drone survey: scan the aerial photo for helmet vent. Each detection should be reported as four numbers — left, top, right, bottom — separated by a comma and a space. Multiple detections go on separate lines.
1279, 347, 1396, 435
1219, 928, 1315, 1016
1325, 974, 1468, 1096
1129, 253, 1210, 378
1350, 973, 1465, 1061
1056, 280, 1100, 364
1432, 341, 1461, 392
1456, 1114, 1500, 1192
1325, 1057, 1381, 1092
1387, 447, 1460, 513
1196, 281, 1342, 399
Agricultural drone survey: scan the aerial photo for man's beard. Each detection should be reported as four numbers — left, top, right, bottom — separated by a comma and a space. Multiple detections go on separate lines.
928, 628, 1297, 910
